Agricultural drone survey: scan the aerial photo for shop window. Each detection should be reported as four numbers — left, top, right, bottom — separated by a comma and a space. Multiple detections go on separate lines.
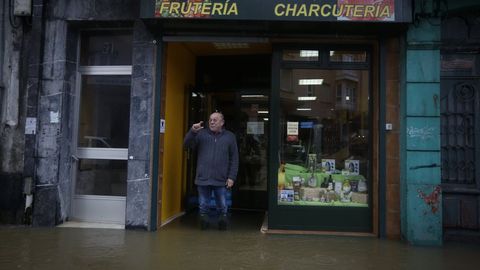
76, 159, 127, 196
77, 75, 131, 148
329, 50, 367, 63
277, 68, 370, 207
283, 49, 319, 62
80, 30, 132, 66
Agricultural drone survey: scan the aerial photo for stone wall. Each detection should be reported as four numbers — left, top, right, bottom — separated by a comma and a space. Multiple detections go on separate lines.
0, 0, 28, 225
25, 0, 145, 226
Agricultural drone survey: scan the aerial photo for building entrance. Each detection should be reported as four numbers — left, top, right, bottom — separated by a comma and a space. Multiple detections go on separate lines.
158, 42, 272, 226
186, 54, 271, 211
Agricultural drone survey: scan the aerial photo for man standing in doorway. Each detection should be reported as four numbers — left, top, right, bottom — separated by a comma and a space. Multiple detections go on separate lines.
184, 112, 239, 230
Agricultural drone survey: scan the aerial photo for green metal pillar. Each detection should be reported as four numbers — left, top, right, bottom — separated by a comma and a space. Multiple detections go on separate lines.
403, 0, 442, 246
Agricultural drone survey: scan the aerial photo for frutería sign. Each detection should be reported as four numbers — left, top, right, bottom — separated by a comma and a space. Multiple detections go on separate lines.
148, 0, 399, 22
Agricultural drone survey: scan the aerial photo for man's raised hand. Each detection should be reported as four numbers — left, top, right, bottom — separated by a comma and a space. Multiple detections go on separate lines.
192, 121, 204, 133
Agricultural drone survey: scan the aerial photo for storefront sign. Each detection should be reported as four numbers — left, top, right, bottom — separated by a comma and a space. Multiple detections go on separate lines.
143, 0, 407, 22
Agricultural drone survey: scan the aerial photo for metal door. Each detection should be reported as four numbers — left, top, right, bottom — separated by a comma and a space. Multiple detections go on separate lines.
441, 12, 480, 241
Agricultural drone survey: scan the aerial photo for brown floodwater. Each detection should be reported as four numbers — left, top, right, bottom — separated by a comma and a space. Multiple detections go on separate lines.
1, 211, 479, 270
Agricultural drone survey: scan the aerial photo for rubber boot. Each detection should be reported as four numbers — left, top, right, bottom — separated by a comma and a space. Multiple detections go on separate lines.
218, 215, 227, 231
200, 214, 209, 230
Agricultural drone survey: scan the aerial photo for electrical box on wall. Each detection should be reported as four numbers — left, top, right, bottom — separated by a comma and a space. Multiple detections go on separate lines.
14, 0, 32, 16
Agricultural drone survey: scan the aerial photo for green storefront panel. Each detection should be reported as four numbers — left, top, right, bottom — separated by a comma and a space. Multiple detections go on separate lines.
406, 151, 441, 184
406, 50, 440, 83
406, 83, 440, 117
406, 183, 442, 246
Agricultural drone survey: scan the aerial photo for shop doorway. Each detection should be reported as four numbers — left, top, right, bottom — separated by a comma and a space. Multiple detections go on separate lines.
159, 42, 271, 226
186, 54, 271, 211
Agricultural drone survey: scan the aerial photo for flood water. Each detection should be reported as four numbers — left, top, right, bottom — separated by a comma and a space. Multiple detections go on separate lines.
1, 211, 479, 270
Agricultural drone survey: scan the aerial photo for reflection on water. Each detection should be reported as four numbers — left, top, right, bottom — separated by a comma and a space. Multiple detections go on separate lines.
1, 212, 479, 270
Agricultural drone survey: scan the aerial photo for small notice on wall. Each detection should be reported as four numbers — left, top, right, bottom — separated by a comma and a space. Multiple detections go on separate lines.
25, 117, 37, 135
247, 121, 264, 135
160, 119, 165, 133
50, 111, 59, 123
287, 121, 299, 135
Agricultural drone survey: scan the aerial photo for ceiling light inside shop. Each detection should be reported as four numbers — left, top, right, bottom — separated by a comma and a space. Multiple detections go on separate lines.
346, 96, 350, 101
241, 94, 266, 98
298, 96, 317, 101
213, 42, 250, 49
192, 93, 198, 97
300, 50, 319, 57
296, 108, 312, 111
263, 118, 269, 121
258, 110, 269, 114
298, 79, 323, 85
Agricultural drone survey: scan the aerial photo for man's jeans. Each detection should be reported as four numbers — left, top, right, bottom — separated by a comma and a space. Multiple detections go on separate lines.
197, 185, 228, 217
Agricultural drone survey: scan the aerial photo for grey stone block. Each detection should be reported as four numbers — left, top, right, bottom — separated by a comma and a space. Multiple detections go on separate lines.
133, 20, 153, 43
32, 186, 57, 226
125, 179, 150, 229
127, 160, 150, 180
131, 77, 153, 99
128, 133, 151, 161
133, 44, 155, 65
35, 157, 59, 185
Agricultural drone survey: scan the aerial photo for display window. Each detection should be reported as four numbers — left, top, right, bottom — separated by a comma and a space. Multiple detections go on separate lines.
276, 49, 371, 208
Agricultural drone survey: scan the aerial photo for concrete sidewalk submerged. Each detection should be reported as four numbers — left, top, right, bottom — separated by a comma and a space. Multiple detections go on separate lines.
1, 211, 479, 270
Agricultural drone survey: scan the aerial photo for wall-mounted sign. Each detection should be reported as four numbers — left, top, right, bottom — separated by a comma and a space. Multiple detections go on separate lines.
142, 0, 407, 22
160, 119, 165, 133
287, 121, 299, 135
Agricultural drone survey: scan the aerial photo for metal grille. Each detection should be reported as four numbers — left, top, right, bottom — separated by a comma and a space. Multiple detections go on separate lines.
441, 81, 477, 185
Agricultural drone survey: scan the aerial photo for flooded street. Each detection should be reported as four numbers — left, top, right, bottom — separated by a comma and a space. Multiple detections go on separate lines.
1, 211, 479, 270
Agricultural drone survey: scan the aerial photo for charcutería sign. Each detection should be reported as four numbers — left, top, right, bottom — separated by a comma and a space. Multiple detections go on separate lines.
154, 0, 395, 22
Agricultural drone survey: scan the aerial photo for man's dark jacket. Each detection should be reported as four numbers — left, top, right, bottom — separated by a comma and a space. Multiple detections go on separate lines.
184, 128, 239, 186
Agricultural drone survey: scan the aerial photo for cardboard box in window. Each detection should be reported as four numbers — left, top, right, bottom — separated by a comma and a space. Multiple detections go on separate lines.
300, 187, 321, 201
351, 192, 368, 204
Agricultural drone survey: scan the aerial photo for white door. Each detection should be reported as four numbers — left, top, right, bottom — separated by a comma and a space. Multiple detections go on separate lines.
72, 67, 132, 224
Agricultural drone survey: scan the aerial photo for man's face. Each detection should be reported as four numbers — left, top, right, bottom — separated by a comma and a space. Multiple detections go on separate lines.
209, 113, 224, 132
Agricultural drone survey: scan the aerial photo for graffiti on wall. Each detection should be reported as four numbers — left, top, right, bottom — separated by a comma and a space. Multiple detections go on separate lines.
407, 126, 435, 141
417, 185, 441, 214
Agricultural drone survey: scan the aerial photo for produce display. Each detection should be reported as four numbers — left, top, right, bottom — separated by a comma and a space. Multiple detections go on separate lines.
278, 162, 369, 207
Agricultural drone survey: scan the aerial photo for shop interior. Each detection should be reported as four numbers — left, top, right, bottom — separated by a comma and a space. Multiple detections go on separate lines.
160, 41, 272, 225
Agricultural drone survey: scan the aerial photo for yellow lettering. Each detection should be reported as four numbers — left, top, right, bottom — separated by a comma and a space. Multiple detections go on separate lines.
227, 3, 238, 15
344, 4, 354, 17
321, 4, 331, 17
332, 4, 342, 17
193, 3, 202, 14
309, 4, 320, 16
353, 5, 364, 17
170, 2, 180, 14
181, 2, 191, 14
275, 4, 285, 16
297, 4, 307, 16
364, 5, 375, 18
286, 4, 296, 16
160, 2, 169, 14
379, 6, 390, 17
201, 3, 211, 15
212, 3, 222, 15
